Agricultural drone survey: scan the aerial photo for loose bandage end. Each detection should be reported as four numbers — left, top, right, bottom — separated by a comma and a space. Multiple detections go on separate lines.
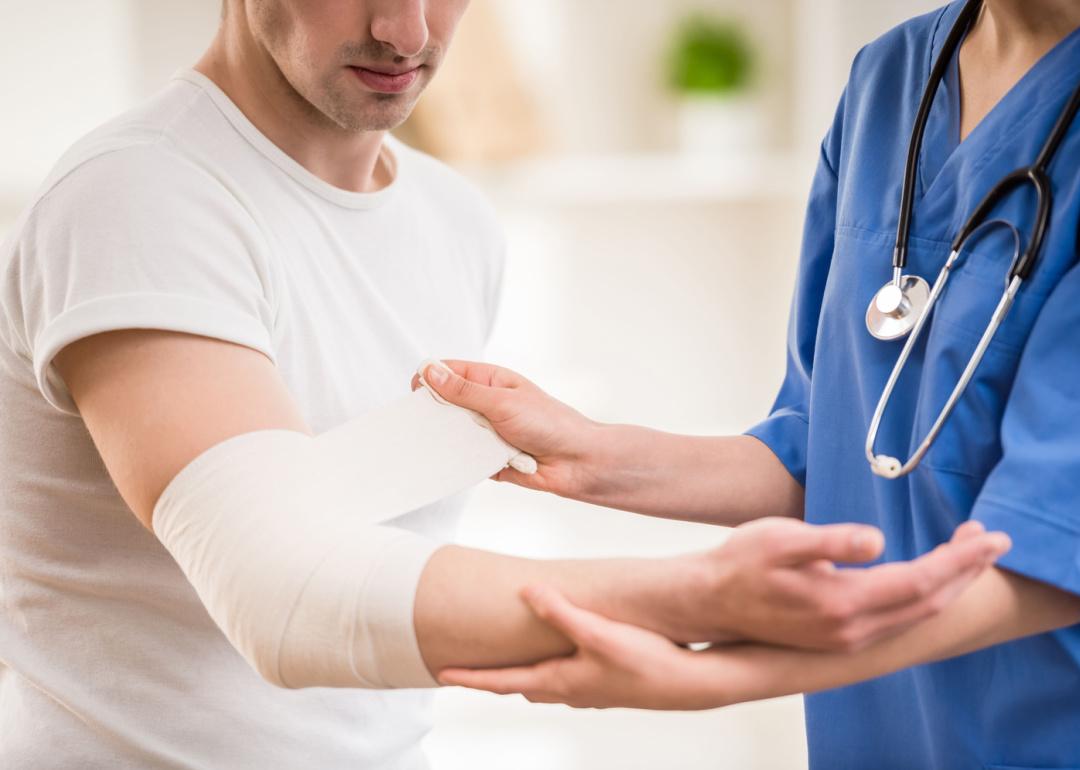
417, 358, 537, 476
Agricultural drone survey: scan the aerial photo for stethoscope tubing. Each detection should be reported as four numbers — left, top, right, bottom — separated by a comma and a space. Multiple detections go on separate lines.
865, 2, 1080, 479
866, 253, 1022, 479
892, 0, 984, 271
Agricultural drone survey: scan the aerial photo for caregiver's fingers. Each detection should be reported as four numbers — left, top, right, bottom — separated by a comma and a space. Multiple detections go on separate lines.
437, 659, 563, 696
519, 586, 622, 652
409, 360, 497, 388
491, 465, 550, 490
438, 359, 531, 390
419, 361, 502, 415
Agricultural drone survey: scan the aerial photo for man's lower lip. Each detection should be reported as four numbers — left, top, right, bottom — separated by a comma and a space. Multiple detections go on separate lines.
352, 67, 420, 94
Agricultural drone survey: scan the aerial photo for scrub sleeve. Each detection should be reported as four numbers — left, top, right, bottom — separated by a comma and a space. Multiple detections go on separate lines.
745, 95, 845, 488
972, 259, 1080, 598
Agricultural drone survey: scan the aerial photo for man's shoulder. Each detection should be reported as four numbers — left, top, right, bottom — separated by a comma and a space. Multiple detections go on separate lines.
29, 79, 220, 215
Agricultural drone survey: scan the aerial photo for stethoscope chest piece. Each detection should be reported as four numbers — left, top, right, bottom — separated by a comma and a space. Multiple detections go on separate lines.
865, 274, 931, 341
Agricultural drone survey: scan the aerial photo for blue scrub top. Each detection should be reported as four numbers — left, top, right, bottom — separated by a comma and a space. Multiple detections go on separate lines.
747, 4, 1080, 768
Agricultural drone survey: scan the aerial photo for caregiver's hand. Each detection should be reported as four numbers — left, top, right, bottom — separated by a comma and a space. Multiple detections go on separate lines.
439, 523, 1042, 714
439, 585, 829, 711
412, 360, 603, 497
666, 518, 1010, 651
413, 360, 804, 526
440, 585, 727, 710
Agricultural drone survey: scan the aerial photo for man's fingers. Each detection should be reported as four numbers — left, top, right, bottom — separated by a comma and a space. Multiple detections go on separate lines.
842, 562, 987, 649
769, 523, 885, 566
850, 532, 1009, 612
951, 519, 986, 542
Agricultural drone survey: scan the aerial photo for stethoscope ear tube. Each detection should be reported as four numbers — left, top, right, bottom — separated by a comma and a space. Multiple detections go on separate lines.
892, 0, 985, 272
951, 169, 1051, 282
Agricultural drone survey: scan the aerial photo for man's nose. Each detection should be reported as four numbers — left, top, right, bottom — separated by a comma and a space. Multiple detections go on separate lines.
370, 0, 429, 59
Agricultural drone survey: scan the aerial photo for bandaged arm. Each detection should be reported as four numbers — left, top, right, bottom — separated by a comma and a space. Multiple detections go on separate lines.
58, 331, 698, 690
153, 427, 435, 689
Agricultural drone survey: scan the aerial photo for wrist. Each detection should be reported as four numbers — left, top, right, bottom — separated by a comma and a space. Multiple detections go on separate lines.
571, 422, 651, 504
681, 550, 736, 641
639, 551, 733, 644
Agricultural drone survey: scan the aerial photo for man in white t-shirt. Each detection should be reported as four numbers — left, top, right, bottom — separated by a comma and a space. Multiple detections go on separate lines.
0, 2, 1009, 768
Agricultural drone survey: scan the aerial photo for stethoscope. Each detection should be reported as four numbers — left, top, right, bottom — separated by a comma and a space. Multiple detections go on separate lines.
864, 0, 1080, 479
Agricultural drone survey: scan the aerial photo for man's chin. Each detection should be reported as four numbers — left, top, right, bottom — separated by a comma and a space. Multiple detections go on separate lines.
331, 95, 421, 133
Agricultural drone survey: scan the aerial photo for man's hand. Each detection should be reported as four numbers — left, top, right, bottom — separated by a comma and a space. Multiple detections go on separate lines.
662, 518, 1011, 651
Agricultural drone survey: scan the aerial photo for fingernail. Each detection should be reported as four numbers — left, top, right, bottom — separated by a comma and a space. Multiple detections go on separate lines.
426, 366, 448, 385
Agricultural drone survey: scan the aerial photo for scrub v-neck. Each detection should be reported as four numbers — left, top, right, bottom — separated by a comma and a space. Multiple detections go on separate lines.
916, 8, 1080, 202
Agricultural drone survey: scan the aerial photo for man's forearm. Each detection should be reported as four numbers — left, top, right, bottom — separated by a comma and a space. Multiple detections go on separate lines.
714, 567, 1080, 705
414, 544, 708, 673
573, 427, 803, 525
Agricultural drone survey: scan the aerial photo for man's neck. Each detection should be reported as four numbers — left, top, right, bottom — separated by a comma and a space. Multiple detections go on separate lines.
194, 25, 391, 194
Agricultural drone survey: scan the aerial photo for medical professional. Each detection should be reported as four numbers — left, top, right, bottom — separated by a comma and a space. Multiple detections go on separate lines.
426, 1, 1080, 768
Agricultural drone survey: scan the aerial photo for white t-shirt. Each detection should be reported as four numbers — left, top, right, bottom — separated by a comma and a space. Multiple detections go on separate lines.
0, 69, 504, 769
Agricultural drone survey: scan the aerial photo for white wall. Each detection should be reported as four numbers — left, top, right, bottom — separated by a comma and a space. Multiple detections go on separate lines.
0, 1, 134, 200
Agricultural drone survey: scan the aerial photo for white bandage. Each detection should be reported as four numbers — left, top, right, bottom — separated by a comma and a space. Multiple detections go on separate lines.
417, 358, 538, 475
153, 386, 529, 690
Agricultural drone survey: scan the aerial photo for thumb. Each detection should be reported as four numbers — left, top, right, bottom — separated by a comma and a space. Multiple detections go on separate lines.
521, 586, 616, 652
420, 360, 500, 416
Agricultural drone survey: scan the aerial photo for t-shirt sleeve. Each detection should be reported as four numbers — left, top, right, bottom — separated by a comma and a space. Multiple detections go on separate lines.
971, 260, 1080, 598
13, 141, 277, 415
743, 94, 844, 487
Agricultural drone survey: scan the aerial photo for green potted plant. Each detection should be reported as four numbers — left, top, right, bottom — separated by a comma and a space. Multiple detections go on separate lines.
667, 14, 761, 155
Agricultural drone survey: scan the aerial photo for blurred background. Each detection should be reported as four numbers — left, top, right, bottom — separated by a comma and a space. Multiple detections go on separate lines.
1, 1, 942, 767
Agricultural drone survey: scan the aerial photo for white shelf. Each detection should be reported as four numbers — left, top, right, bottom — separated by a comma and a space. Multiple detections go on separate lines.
465, 150, 815, 207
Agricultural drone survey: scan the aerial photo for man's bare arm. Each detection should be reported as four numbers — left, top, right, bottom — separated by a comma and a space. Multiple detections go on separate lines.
55, 331, 1005, 680
55, 331, 672, 674
440, 566, 1080, 710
